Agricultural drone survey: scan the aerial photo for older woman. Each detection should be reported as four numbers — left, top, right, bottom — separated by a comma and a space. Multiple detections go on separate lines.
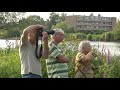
74, 40, 97, 78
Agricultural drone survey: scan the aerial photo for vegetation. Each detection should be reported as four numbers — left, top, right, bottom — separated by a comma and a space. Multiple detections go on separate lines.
0, 12, 68, 39
0, 47, 21, 78
0, 12, 120, 42
0, 38, 120, 78
0, 12, 120, 78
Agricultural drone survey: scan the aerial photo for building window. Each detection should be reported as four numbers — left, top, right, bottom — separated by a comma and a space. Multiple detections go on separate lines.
95, 17, 98, 20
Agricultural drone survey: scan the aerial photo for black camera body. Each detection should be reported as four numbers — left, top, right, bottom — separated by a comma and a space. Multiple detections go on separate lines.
36, 29, 55, 58
39, 29, 55, 37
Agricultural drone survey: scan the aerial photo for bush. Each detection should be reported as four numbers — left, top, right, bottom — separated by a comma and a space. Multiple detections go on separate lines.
87, 34, 92, 41
76, 33, 87, 40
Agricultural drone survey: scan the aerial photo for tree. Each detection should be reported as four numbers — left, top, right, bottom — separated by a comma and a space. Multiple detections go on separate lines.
76, 33, 87, 40
0, 12, 25, 28
87, 34, 92, 41
18, 15, 45, 32
51, 21, 67, 29
67, 26, 75, 33
45, 19, 50, 30
105, 32, 114, 41
51, 21, 75, 33
112, 21, 120, 41
0, 12, 26, 38
48, 12, 60, 29
26, 15, 45, 25
59, 13, 67, 22
46, 12, 67, 30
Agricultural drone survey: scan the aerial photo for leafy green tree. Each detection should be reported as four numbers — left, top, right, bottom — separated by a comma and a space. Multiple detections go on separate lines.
48, 12, 60, 29
67, 26, 75, 33
0, 12, 25, 28
59, 13, 67, 22
17, 15, 45, 33
0, 12, 25, 38
112, 21, 120, 41
51, 21, 67, 29
76, 33, 87, 40
26, 15, 45, 25
46, 12, 67, 30
51, 21, 75, 33
87, 34, 92, 41
44, 19, 50, 30
105, 32, 114, 41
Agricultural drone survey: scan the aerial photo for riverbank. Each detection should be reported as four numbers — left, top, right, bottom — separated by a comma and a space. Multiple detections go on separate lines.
1, 37, 21, 40
1, 39, 120, 56
0, 46, 120, 78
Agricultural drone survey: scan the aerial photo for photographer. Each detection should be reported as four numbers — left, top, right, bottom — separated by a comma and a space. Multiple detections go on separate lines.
45, 28, 69, 78
19, 24, 49, 78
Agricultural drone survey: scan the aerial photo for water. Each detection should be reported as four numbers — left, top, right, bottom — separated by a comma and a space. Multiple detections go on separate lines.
63, 41, 120, 56
90, 41, 120, 56
0, 39, 120, 56
0, 39, 20, 49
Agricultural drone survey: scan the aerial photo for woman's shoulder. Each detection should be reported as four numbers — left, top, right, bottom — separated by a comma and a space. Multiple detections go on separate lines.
76, 52, 85, 56
76, 52, 85, 59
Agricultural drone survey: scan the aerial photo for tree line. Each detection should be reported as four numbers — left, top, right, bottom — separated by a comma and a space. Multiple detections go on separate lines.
0, 12, 120, 42
0, 12, 74, 39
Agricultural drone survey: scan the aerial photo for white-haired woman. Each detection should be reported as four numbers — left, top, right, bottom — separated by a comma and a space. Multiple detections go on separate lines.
74, 40, 97, 78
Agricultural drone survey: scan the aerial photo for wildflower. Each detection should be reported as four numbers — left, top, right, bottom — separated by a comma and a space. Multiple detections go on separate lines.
103, 71, 107, 78
103, 63, 107, 78
107, 48, 110, 64
102, 44, 104, 57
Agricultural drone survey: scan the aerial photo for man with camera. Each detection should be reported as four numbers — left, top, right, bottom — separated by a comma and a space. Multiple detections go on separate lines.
19, 24, 49, 78
45, 28, 69, 78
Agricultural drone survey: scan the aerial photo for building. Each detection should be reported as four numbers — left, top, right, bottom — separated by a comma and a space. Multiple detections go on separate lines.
65, 13, 116, 33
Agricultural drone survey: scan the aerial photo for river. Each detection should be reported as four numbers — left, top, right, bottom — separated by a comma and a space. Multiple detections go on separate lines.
0, 39, 120, 56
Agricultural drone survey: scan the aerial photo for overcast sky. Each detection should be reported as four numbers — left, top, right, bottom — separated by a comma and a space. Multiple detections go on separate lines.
25, 12, 120, 21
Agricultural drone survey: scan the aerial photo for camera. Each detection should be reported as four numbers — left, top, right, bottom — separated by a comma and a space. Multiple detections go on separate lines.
36, 29, 55, 58
39, 29, 55, 37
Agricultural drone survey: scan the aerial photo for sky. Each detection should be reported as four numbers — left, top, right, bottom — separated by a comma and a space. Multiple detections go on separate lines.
25, 12, 120, 21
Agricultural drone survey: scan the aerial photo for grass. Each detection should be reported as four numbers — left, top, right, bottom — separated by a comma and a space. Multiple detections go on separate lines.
0, 47, 21, 78
0, 41, 120, 78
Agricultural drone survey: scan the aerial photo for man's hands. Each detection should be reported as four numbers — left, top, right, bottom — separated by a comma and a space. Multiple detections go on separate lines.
42, 32, 49, 42
41, 31, 49, 59
21, 24, 44, 46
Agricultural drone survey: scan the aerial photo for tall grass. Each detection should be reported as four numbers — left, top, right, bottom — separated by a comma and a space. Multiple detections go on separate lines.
0, 40, 120, 78
0, 47, 21, 78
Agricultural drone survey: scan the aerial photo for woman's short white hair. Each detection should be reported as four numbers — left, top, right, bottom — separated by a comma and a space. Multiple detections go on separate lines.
78, 40, 90, 52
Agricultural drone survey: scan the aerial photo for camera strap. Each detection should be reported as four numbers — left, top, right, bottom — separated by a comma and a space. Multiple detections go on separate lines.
35, 36, 43, 59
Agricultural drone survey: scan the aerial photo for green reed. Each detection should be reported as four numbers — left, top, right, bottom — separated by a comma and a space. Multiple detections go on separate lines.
0, 40, 120, 78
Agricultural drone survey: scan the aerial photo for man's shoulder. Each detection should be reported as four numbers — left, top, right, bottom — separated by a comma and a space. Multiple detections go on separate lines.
20, 39, 30, 49
49, 43, 58, 49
